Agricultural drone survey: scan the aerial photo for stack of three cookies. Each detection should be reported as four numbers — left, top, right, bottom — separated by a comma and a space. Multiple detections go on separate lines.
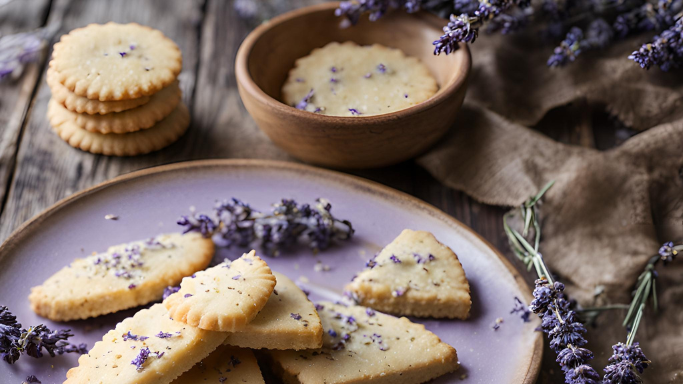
46, 23, 189, 156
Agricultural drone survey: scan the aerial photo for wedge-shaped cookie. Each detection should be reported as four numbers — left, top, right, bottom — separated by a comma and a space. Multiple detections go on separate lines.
267, 301, 459, 384
345, 229, 471, 319
65, 304, 225, 384
165, 251, 276, 332
29, 232, 213, 321
172, 345, 265, 384
223, 272, 322, 350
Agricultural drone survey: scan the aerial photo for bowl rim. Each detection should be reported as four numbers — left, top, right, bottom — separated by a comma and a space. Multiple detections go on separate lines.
235, 1, 471, 124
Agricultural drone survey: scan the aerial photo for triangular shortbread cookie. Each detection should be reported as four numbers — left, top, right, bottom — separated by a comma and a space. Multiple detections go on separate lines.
29, 232, 214, 321
165, 251, 276, 332
65, 304, 226, 384
223, 271, 322, 350
267, 301, 459, 384
345, 229, 471, 319
172, 345, 265, 384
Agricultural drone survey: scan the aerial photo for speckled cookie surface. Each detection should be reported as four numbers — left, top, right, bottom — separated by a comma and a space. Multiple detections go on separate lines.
267, 301, 459, 384
48, 99, 190, 156
282, 41, 438, 117
164, 251, 277, 332
172, 345, 265, 384
345, 229, 471, 319
47, 68, 150, 114
223, 272, 322, 350
64, 304, 226, 384
29, 232, 213, 321
50, 22, 182, 101
52, 80, 181, 134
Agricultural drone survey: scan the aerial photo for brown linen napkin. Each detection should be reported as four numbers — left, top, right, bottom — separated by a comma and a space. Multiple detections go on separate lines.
417, 32, 683, 382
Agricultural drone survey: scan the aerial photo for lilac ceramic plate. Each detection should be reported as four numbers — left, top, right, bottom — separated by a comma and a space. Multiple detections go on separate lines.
0, 159, 541, 383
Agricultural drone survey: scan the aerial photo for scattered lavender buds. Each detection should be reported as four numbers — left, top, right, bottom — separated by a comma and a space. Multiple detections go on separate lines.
178, 198, 354, 256
131, 347, 150, 371
376, 63, 387, 73
162, 285, 180, 300
510, 296, 531, 322
23, 376, 41, 384
348, 108, 362, 116
232, 275, 241, 280
290, 313, 302, 320
122, 331, 148, 342
389, 255, 401, 263
0, 306, 86, 364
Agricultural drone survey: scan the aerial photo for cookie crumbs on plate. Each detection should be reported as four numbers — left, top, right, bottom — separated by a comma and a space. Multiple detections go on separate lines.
104, 214, 119, 220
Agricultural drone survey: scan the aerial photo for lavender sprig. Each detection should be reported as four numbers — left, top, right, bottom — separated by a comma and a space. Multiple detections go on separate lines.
178, 198, 354, 255
629, 16, 683, 70
0, 306, 86, 364
504, 182, 600, 384
547, 19, 614, 67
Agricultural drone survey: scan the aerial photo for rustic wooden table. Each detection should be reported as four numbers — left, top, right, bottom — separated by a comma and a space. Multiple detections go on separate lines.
0, 0, 632, 382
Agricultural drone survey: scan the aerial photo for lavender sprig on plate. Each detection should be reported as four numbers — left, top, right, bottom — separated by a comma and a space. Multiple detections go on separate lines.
0, 306, 86, 364
178, 198, 354, 255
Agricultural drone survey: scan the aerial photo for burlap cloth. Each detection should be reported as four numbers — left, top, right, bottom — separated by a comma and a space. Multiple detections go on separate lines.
229, 19, 683, 381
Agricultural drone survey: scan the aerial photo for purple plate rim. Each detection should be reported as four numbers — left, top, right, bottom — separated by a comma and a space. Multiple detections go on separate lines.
0, 159, 543, 383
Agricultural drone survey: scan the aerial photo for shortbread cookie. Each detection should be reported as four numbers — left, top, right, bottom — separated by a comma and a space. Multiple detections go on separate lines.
48, 99, 190, 156
29, 233, 213, 321
172, 345, 265, 384
345, 229, 471, 319
51, 81, 181, 134
65, 304, 226, 384
47, 68, 150, 114
267, 301, 459, 384
223, 272, 323, 350
50, 22, 182, 101
282, 41, 438, 116
165, 251, 277, 332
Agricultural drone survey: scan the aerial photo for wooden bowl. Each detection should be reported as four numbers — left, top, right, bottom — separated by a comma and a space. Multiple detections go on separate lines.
235, 2, 471, 169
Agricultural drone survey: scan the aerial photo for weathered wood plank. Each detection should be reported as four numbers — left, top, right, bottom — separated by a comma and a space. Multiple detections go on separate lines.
0, 0, 51, 218
0, 0, 204, 241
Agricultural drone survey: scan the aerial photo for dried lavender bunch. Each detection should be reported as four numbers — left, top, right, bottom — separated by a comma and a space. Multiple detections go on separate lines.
335, 0, 683, 70
178, 198, 354, 255
505, 182, 601, 384
0, 306, 86, 364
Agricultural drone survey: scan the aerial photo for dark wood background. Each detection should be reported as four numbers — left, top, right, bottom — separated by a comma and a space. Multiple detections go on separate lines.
0, 0, 635, 382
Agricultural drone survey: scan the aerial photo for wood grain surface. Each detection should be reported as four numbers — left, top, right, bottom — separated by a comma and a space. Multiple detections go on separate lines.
0, 1, 632, 382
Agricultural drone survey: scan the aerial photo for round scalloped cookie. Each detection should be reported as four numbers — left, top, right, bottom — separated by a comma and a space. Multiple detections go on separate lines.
51, 80, 181, 134
47, 68, 151, 114
50, 22, 182, 101
47, 99, 189, 156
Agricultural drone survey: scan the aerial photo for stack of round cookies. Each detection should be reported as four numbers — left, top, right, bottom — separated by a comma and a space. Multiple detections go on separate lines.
46, 22, 188, 156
